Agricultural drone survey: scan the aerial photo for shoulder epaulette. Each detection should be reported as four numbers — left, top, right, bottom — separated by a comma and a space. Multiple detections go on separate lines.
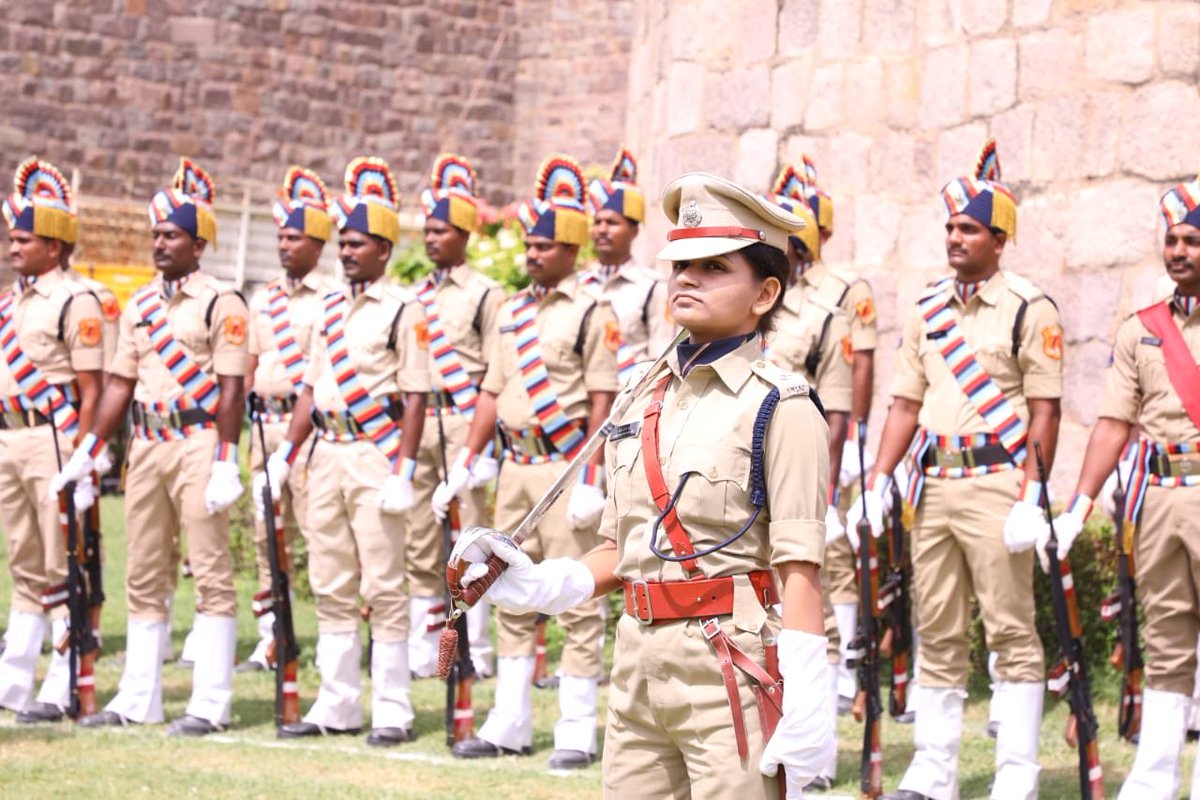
1001, 271, 1046, 304
750, 358, 811, 401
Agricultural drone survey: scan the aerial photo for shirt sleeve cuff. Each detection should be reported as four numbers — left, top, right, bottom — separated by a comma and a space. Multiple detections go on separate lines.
768, 519, 826, 568
1022, 375, 1063, 399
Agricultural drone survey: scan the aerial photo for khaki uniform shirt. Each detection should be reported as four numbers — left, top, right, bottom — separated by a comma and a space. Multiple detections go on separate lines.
0, 269, 104, 396
891, 271, 1063, 436
424, 263, 503, 390
481, 273, 619, 429
303, 278, 431, 412
110, 271, 249, 404
600, 338, 829, 581
800, 262, 878, 353
65, 268, 119, 371
248, 270, 340, 398
766, 286, 853, 414
1101, 298, 1200, 443
579, 260, 674, 363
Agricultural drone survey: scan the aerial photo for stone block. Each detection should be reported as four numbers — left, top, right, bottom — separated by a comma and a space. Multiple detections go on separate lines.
863, 0, 917, 56
1085, 7, 1156, 84
885, 58, 919, 128
963, 0, 1007, 35
1119, 80, 1200, 182
666, 60, 705, 136
936, 122, 988, 185
844, 56, 885, 127
868, 131, 916, 196
989, 103, 1035, 183
918, 45, 968, 129
1013, 0, 1053, 28
897, 196, 947, 271
1064, 179, 1159, 269
770, 55, 814, 130
777, 0, 819, 57
853, 195, 902, 268
804, 63, 845, 131
969, 37, 1017, 116
818, 194, 854, 265
817, 0, 862, 56
1017, 29, 1084, 101
1001, 191, 1068, 279
734, 127, 779, 187
705, 63, 770, 129
824, 131, 873, 194
1029, 91, 1121, 182
918, 0, 964, 49
1063, 340, 1118, 425
1157, 2, 1200, 79
736, 0, 778, 64
170, 17, 217, 47
658, 132, 732, 181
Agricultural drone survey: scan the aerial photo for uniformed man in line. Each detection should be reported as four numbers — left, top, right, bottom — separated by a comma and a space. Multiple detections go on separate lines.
849, 141, 1063, 800
53, 158, 249, 736
0, 157, 104, 722
765, 175, 853, 790
405, 153, 502, 680
782, 158, 880, 711
238, 167, 338, 671
263, 157, 430, 745
435, 155, 619, 769
581, 147, 673, 379
1055, 171, 1200, 798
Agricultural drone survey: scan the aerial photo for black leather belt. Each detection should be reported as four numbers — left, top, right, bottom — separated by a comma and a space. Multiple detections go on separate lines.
131, 402, 215, 430
1149, 453, 1200, 479
0, 407, 51, 429
260, 394, 298, 415
921, 443, 1013, 470
496, 419, 585, 458
311, 396, 403, 437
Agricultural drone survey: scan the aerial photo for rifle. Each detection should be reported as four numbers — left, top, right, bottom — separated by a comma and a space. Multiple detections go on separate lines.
1034, 442, 1105, 799
877, 475, 912, 719
50, 428, 98, 719
83, 476, 105, 651
1100, 468, 1142, 743
850, 420, 883, 798
434, 393, 475, 745
248, 392, 301, 727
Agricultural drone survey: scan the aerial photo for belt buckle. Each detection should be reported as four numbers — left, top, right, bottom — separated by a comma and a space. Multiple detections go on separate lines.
699, 617, 722, 640
1180, 458, 1195, 477
4, 411, 22, 429
146, 410, 165, 429
630, 580, 653, 625
939, 449, 964, 470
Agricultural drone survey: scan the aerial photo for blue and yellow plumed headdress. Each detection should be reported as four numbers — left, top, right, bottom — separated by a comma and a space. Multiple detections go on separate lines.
800, 155, 833, 235
1159, 168, 1200, 231
517, 155, 589, 247
419, 153, 480, 232
331, 156, 400, 244
769, 164, 822, 260
272, 166, 332, 242
941, 140, 1017, 240
2, 157, 78, 244
148, 158, 217, 246
587, 147, 645, 223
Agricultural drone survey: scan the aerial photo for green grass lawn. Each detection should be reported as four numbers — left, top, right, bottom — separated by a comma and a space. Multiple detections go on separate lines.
0, 496, 1191, 799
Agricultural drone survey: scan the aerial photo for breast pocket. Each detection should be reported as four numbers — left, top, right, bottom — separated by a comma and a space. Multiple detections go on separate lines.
1137, 342, 1168, 389
974, 341, 1020, 393
609, 435, 642, 523
670, 443, 751, 530
171, 310, 209, 362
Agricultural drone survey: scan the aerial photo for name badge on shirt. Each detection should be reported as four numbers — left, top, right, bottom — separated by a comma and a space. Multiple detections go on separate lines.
1140, 336, 1162, 347
607, 421, 641, 441
499, 324, 518, 334
925, 329, 948, 341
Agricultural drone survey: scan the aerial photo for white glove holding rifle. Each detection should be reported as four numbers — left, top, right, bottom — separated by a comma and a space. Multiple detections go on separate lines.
451, 526, 595, 616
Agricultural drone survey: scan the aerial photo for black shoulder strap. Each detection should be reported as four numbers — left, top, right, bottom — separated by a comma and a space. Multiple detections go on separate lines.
387, 301, 407, 352
835, 283, 852, 308
472, 287, 494, 336
803, 311, 836, 377
574, 300, 598, 357
641, 281, 660, 328
205, 294, 219, 330
1011, 294, 1059, 356
57, 289, 101, 342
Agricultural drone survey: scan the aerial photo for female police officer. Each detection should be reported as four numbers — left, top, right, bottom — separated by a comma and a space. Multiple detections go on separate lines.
450, 172, 834, 798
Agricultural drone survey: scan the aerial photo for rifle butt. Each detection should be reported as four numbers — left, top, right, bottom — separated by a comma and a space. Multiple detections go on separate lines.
452, 675, 475, 743
280, 659, 301, 726
77, 651, 97, 718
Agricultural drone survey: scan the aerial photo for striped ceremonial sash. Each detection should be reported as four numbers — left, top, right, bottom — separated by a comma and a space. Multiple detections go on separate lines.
415, 277, 478, 416
509, 292, 586, 459
133, 287, 219, 416
918, 279, 1027, 461
0, 290, 79, 438
266, 280, 307, 391
579, 270, 637, 383
321, 291, 402, 465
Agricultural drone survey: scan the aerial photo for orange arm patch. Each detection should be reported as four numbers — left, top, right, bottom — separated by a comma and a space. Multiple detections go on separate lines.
1041, 325, 1063, 360
604, 320, 622, 353
100, 297, 120, 321
79, 318, 101, 347
841, 335, 854, 364
415, 321, 430, 350
223, 316, 247, 345
855, 297, 877, 325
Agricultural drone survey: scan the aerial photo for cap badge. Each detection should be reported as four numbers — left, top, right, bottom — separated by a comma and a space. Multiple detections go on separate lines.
681, 199, 702, 228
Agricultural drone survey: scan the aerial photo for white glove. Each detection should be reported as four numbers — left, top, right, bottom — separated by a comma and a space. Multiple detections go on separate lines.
1099, 452, 1137, 517
377, 474, 415, 515
1042, 499, 1090, 573
845, 485, 885, 540
251, 470, 268, 520
204, 460, 244, 515
467, 455, 499, 489
760, 629, 837, 796
1002, 500, 1047, 554
839, 437, 874, 489
455, 527, 595, 615
50, 446, 94, 499
433, 465, 472, 522
264, 449, 292, 497
823, 505, 846, 546
567, 482, 606, 531
93, 445, 114, 476
71, 476, 96, 512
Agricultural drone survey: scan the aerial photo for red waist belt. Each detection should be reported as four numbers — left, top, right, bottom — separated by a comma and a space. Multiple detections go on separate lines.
622, 569, 779, 625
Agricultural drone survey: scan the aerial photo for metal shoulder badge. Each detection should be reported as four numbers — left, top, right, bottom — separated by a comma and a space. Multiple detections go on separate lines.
750, 358, 810, 399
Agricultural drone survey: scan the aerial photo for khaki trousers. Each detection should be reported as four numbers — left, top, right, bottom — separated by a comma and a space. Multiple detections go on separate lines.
0, 426, 69, 615
493, 458, 604, 678
406, 411, 489, 597
305, 438, 409, 642
603, 609, 783, 798
1136, 484, 1200, 695
124, 428, 236, 619
911, 469, 1043, 687
827, 494, 858, 605
247, 418, 313, 592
